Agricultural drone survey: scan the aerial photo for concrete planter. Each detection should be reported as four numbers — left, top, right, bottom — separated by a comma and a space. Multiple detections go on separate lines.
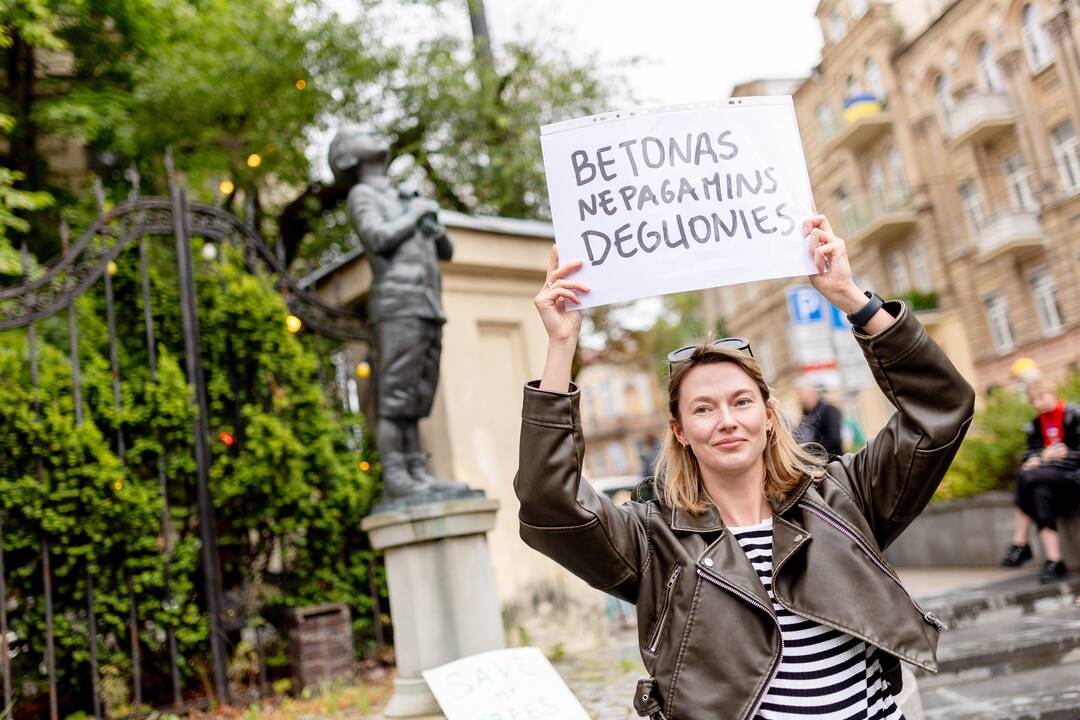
885, 492, 1032, 567
885, 490, 1080, 567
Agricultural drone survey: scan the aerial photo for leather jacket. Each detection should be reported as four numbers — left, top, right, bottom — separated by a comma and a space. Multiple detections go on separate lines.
514, 302, 975, 719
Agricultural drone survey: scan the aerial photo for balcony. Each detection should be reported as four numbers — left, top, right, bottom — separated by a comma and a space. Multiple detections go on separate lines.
975, 208, 1045, 262
840, 189, 919, 247
829, 95, 894, 154
947, 92, 1017, 145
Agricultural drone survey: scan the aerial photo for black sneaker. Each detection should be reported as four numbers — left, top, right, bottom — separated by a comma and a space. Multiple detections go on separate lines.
1040, 560, 1068, 584
1001, 543, 1033, 567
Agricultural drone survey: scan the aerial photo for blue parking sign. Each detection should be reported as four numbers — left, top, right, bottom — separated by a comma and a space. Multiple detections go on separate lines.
788, 285, 849, 329
787, 286, 824, 324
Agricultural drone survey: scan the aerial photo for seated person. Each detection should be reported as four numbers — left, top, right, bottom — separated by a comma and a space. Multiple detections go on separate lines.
1000, 377, 1080, 583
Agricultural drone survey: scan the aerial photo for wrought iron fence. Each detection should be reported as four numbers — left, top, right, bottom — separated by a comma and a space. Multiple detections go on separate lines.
0, 151, 373, 718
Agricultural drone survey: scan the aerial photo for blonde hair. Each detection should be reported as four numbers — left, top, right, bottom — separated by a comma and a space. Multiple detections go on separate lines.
654, 344, 827, 514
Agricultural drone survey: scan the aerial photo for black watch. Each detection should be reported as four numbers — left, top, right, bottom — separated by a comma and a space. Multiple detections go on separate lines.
846, 290, 884, 329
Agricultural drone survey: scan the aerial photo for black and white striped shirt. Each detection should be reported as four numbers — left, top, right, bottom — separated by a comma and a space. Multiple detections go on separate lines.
731, 519, 905, 720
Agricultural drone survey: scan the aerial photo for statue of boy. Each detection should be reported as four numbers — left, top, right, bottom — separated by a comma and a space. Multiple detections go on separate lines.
329, 129, 474, 508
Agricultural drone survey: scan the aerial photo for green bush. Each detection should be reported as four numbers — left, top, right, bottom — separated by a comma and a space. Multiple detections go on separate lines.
0, 237, 384, 709
897, 289, 939, 312
936, 373, 1080, 500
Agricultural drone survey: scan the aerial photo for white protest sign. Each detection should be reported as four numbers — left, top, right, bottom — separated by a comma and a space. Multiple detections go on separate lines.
422, 647, 590, 720
540, 97, 817, 310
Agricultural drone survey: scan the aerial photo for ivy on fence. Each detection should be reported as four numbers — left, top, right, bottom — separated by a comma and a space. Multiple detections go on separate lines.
0, 237, 384, 713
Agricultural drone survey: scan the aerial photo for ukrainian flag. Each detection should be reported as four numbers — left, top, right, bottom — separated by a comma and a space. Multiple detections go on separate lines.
842, 93, 883, 124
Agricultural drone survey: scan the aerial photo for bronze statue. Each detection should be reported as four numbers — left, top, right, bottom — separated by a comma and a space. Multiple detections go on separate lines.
329, 129, 477, 510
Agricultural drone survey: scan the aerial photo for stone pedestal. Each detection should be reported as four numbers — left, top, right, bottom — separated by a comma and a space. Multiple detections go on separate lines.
362, 497, 504, 718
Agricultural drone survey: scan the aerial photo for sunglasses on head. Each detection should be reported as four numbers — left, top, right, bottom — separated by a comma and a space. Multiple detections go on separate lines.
666, 337, 753, 371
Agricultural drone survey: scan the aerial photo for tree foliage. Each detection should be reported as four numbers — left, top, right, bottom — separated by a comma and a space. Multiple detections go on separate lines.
936, 375, 1080, 501
3, 0, 622, 268
0, 236, 381, 712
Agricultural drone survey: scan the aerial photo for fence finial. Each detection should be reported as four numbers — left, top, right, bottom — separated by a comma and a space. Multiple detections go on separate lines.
92, 177, 107, 214
59, 217, 70, 254
125, 163, 141, 202
164, 146, 176, 188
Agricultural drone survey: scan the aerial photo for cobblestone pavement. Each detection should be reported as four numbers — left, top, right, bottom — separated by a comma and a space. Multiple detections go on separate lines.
553, 631, 644, 720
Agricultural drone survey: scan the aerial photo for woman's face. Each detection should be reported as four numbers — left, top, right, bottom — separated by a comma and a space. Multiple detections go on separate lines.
672, 362, 773, 479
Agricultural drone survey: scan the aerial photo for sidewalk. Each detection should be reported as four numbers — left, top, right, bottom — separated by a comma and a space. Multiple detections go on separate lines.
240, 565, 1061, 719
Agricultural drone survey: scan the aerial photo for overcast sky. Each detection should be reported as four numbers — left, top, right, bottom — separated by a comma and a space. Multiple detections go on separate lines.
481, 0, 824, 105
331, 1, 824, 106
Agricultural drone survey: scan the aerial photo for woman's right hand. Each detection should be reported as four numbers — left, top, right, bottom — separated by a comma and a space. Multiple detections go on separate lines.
534, 245, 589, 345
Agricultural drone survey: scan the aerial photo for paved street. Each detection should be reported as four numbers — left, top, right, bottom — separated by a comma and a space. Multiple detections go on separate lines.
553, 630, 643, 720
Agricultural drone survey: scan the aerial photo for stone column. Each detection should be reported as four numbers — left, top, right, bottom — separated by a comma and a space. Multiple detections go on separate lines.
363, 498, 504, 719
998, 46, 1058, 202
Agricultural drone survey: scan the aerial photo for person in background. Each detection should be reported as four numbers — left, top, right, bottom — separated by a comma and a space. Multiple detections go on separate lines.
1000, 376, 1080, 583
794, 376, 844, 460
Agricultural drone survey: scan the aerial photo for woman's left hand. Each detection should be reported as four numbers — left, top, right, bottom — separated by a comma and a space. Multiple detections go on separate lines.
804, 214, 869, 315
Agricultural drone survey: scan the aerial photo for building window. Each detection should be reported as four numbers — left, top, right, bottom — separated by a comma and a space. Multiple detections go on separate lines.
984, 292, 1016, 353
978, 42, 1005, 93
1051, 121, 1080, 193
935, 75, 955, 131
865, 57, 885, 101
1029, 269, 1064, 335
867, 160, 887, 212
827, 10, 847, 42
816, 103, 837, 138
836, 186, 857, 234
597, 381, 617, 418
1003, 154, 1038, 210
850, 0, 869, 19
1022, 4, 1053, 72
909, 241, 933, 291
888, 146, 909, 197
607, 441, 629, 474
846, 74, 860, 99
959, 181, 985, 238
885, 250, 911, 294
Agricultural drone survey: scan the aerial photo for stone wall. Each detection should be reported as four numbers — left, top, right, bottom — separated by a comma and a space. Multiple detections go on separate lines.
885, 490, 1080, 567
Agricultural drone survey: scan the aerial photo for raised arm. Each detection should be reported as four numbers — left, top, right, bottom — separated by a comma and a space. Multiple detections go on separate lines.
513, 247, 647, 602
346, 185, 433, 257
803, 215, 976, 548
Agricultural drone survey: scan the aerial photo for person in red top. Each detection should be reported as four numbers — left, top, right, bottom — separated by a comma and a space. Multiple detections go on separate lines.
1000, 377, 1080, 583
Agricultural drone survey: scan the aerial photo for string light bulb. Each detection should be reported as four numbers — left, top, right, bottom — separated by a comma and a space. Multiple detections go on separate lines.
219, 179, 235, 195
246, 153, 262, 168
355, 361, 371, 379
113, 480, 124, 491
285, 315, 302, 333
106, 260, 118, 276
201, 243, 218, 262
359, 461, 371, 472
296, 79, 306, 90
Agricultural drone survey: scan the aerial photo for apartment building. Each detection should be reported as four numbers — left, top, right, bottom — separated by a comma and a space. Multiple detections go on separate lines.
728, 0, 1080, 433
577, 361, 668, 492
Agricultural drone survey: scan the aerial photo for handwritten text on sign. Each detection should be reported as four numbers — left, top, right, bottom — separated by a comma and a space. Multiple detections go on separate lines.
540, 97, 817, 309
422, 647, 591, 720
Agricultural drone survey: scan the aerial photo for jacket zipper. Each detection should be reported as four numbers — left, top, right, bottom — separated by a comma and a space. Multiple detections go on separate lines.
646, 563, 683, 654
696, 568, 783, 720
799, 502, 947, 631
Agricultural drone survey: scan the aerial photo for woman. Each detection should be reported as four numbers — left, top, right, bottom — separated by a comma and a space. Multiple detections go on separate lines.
515, 215, 975, 719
